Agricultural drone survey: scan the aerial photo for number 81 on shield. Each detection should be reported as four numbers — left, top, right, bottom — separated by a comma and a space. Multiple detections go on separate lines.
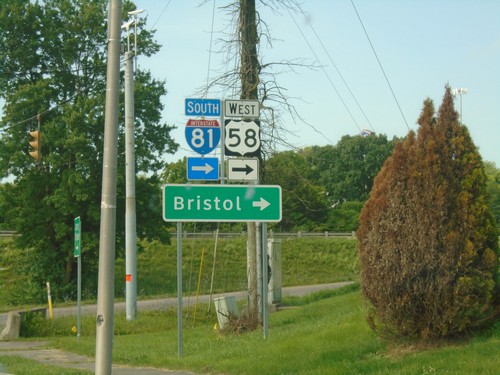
185, 119, 221, 155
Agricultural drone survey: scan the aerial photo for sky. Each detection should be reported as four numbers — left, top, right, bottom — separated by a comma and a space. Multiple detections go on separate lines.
132, 0, 500, 167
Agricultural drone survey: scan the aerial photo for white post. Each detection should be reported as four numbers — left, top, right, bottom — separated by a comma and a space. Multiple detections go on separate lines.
124, 49, 137, 320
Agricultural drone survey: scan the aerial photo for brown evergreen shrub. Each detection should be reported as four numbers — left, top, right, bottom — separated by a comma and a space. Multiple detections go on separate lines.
357, 86, 499, 340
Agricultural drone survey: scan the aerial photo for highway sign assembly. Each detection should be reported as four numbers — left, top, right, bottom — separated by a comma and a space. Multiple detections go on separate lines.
163, 184, 281, 222
185, 119, 221, 155
187, 157, 219, 180
224, 119, 261, 157
227, 158, 259, 181
185, 98, 221, 117
224, 99, 260, 118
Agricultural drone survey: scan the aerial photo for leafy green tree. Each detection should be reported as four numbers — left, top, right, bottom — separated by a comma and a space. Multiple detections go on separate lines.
358, 87, 499, 340
484, 161, 500, 226
161, 158, 187, 184
327, 201, 364, 232
0, 0, 177, 302
262, 150, 329, 231
303, 135, 397, 204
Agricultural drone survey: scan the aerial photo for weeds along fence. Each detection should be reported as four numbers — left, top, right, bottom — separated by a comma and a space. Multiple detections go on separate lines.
0, 230, 357, 239
178, 231, 357, 239
0, 231, 18, 238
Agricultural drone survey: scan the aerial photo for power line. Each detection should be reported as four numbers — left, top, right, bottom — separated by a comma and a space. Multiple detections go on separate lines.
350, 0, 410, 131
287, 7, 362, 135
305, 15, 376, 133
1, 60, 126, 133
0, 96, 74, 132
204, 0, 217, 98
150, 0, 172, 30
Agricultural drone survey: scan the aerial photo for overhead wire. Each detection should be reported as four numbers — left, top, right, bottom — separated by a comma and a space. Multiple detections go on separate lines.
204, 0, 217, 98
0, 60, 125, 133
350, 0, 411, 131
0, 96, 74, 132
150, 0, 172, 30
304, 15, 376, 133
286, 7, 362, 136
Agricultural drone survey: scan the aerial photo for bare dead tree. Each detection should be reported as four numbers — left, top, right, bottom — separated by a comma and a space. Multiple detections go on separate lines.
197, 0, 317, 158
198, 0, 316, 326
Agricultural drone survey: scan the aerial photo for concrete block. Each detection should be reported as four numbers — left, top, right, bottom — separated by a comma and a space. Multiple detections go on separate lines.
214, 296, 239, 330
0, 311, 21, 341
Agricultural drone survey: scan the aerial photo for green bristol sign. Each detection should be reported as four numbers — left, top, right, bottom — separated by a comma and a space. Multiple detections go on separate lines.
162, 184, 281, 222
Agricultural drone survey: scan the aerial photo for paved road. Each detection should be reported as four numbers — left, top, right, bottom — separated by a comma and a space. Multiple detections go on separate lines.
1, 282, 353, 327
0, 282, 353, 374
0, 340, 192, 375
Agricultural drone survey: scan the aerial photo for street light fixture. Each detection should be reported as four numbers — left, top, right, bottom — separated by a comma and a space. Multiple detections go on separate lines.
121, 20, 134, 52
127, 9, 145, 70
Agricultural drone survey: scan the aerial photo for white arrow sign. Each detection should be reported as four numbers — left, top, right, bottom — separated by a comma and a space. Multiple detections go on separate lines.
227, 158, 259, 181
252, 197, 270, 211
192, 163, 214, 174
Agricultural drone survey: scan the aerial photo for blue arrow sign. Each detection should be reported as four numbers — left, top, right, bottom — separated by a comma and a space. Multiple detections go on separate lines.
185, 98, 221, 117
187, 157, 219, 180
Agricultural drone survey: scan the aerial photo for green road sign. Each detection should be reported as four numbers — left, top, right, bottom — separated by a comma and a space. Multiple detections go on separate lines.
163, 184, 281, 222
74, 216, 81, 257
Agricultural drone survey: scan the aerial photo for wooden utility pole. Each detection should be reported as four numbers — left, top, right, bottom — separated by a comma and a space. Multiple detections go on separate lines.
239, 0, 261, 322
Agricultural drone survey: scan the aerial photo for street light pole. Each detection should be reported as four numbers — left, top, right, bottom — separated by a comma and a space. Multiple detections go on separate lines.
452, 88, 468, 123
121, 16, 139, 321
124, 50, 137, 320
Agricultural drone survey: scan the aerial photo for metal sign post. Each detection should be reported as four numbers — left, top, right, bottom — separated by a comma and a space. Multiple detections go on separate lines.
74, 216, 82, 342
177, 222, 183, 357
262, 222, 269, 339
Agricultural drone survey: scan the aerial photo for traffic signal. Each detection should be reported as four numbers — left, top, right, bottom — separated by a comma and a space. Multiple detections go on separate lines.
29, 130, 40, 161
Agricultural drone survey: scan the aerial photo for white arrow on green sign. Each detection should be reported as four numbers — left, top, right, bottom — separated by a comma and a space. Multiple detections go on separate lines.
162, 184, 281, 222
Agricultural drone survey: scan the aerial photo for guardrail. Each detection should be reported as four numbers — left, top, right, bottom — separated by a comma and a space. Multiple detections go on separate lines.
0, 230, 356, 239
178, 231, 356, 239
0, 231, 18, 238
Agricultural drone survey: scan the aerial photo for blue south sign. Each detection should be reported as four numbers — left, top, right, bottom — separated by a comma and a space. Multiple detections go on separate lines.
185, 98, 221, 117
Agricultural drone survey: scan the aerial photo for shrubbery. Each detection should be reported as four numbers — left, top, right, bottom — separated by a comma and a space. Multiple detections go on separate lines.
358, 86, 499, 340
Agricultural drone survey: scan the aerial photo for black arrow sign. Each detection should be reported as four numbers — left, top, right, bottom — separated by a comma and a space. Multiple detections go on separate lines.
232, 164, 254, 175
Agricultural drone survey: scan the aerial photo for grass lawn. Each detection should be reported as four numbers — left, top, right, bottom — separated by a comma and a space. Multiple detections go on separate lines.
41, 285, 500, 375
2, 236, 498, 374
